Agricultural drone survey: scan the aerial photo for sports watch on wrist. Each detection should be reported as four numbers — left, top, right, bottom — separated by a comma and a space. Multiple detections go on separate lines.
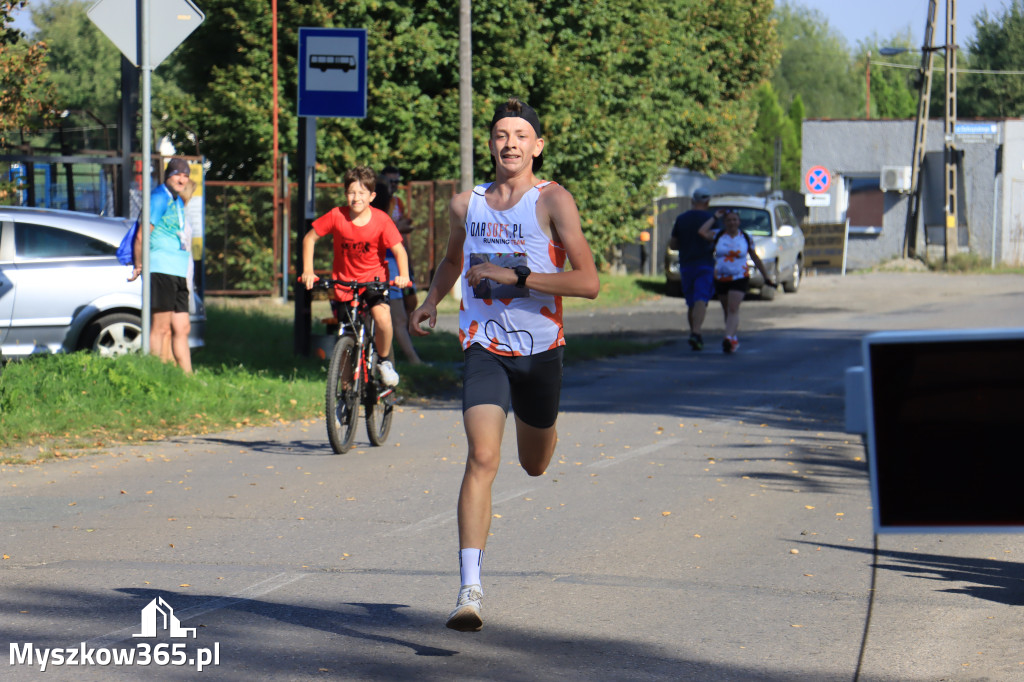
513, 265, 531, 288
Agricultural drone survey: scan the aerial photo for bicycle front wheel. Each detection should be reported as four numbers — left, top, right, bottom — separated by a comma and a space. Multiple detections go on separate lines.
325, 336, 360, 454
366, 391, 394, 446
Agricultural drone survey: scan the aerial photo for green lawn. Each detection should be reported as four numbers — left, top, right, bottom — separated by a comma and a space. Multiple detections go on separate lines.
0, 273, 668, 463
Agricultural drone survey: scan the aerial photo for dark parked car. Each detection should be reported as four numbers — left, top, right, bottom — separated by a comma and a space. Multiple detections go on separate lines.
0, 206, 205, 358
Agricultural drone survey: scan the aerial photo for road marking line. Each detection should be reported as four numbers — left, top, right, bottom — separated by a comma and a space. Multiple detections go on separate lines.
391, 438, 683, 534
387, 486, 536, 536
87, 572, 306, 648
588, 438, 682, 469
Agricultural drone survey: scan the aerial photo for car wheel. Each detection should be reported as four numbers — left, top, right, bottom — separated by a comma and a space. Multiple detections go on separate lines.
81, 313, 142, 357
783, 256, 802, 293
665, 278, 682, 298
758, 262, 778, 301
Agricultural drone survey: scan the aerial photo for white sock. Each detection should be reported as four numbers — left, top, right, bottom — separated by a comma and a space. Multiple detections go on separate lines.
459, 548, 483, 587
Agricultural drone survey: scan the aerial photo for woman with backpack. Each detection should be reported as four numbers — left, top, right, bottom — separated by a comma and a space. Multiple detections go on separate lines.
698, 208, 776, 354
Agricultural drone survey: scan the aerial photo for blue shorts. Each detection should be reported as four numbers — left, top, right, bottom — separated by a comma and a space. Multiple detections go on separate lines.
385, 254, 402, 299
680, 265, 715, 306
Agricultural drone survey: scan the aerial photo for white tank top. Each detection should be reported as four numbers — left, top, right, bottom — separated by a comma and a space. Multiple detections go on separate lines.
459, 181, 566, 356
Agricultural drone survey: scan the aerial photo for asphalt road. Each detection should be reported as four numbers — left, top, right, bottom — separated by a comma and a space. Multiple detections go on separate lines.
2, 272, 1024, 681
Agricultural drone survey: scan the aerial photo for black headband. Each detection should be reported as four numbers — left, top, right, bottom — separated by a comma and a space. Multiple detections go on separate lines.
490, 101, 542, 137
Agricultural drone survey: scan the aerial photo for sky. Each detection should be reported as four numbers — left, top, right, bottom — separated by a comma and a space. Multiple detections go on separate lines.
6, 1, 1009, 51
814, 0, 1002, 50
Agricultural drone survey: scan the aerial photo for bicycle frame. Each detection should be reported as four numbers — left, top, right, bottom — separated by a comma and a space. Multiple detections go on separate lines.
306, 277, 397, 453
333, 293, 375, 390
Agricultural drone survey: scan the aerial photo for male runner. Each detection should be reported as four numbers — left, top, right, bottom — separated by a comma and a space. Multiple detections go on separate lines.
410, 97, 600, 631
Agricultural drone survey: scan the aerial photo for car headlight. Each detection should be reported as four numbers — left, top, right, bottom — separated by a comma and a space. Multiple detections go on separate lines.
755, 245, 765, 259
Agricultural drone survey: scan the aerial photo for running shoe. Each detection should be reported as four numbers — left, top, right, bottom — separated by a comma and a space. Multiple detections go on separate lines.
377, 360, 400, 387
722, 337, 732, 354
725, 337, 740, 353
688, 333, 704, 351
446, 584, 483, 632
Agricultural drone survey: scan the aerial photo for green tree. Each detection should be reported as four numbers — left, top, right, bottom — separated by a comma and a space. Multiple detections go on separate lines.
25, 0, 189, 153
860, 36, 919, 120
662, 0, 779, 175
731, 82, 800, 190
31, 0, 120, 124
1, 0, 56, 203
958, 0, 1024, 118
788, 94, 805, 146
158, 0, 777, 264
771, 1, 861, 118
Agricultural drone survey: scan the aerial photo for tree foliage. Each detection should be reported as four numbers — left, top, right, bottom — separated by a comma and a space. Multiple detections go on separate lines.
1, 0, 56, 203
1, 1, 54, 147
156, 0, 778, 263
958, 0, 1024, 118
28, 0, 188, 153
771, 1, 860, 118
730, 83, 800, 190
31, 0, 120, 122
860, 38, 919, 120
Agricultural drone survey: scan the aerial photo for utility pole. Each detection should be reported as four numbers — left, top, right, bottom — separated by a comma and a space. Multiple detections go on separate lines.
903, 0, 961, 261
459, 0, 473, 195
943, 0, 959, 262
903, 0, 939, 259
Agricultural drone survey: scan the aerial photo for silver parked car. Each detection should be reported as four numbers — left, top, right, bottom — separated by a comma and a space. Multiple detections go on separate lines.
665, 194, 804, 301
0, 206, 205, 358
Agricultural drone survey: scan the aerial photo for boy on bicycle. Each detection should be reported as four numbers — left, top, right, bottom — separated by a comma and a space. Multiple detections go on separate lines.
301, 166, 410, 387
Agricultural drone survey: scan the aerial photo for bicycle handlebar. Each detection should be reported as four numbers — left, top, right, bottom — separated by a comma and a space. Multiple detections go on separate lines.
300, 277, 394, 291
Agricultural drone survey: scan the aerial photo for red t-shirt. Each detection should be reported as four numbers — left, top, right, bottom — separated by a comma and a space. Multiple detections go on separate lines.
312, 206, 402, 301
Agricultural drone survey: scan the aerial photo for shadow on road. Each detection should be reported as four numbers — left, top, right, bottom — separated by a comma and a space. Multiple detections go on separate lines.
3, 582, 856, 680
795, 542, 1024, 607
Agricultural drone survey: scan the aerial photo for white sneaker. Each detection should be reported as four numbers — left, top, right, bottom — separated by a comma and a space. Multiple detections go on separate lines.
377, 360, 399, 387
445, 584, 483, 632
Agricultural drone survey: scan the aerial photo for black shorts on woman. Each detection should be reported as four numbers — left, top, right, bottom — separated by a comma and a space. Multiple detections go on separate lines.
462, 344, 564, 429
714, 277, 750, 297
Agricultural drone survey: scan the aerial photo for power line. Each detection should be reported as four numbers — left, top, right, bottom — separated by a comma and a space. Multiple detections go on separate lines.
871, 59, 1024, 76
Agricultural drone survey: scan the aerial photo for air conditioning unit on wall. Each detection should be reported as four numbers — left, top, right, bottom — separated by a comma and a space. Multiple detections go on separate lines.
880, 165, 912, 193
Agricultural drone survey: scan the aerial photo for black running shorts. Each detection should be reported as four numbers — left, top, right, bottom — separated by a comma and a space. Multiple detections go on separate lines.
462, 344, 564, 429
714, 277, 751, 297
151, 273, 190, 313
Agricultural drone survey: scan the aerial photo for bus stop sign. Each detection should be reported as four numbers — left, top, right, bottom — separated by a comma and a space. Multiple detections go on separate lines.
298, 28, 368, 119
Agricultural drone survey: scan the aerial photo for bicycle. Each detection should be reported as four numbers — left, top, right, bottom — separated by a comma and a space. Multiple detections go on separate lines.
307, 277, 397, 454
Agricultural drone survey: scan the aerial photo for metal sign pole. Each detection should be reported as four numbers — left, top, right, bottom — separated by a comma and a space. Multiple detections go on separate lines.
139, 0, 152, 356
